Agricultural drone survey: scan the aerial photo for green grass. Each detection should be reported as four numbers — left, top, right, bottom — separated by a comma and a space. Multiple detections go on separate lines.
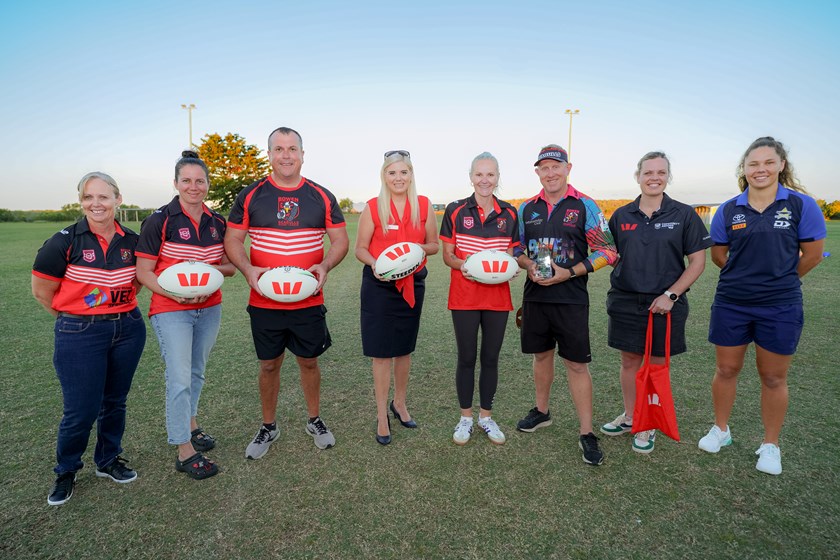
1, 219, 838, 559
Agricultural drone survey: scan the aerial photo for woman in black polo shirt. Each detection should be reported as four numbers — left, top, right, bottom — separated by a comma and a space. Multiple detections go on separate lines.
136, 150, 235, 479
32, 172, 147, 506
599, 152, 712, 453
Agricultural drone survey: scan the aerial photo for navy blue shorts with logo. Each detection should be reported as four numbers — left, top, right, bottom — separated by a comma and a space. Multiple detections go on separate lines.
708, 301, 803, 356
247, 304, 332, 360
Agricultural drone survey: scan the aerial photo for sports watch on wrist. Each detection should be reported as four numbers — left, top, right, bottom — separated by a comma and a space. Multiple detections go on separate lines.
568, 267, 577, 278
664, 290, 678, 302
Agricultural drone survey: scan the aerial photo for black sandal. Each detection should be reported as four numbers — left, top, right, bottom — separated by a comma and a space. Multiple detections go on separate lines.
175, 453, 219, 480
190, 428, 216, 452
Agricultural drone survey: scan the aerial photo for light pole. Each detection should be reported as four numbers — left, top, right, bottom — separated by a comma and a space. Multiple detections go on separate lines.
181, 103, 196, 148
564, 109, 580, 159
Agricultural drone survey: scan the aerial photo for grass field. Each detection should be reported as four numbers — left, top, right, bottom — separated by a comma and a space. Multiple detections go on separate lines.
1, 218, 837, 560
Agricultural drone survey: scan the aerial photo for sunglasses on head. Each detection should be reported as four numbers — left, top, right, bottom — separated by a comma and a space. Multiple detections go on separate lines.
384, 150, 410, 159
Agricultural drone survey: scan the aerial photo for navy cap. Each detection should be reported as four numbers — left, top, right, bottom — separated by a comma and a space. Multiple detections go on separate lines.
534, 146, 569, 166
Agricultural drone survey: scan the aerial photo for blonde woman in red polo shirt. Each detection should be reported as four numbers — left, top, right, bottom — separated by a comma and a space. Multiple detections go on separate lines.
355, 150, 439, 445
440, 152, 519, 445
33, 172, 146, 506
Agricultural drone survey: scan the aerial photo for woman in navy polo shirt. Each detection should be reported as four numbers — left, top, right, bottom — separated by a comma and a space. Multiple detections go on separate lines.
698, 137, 826, 475
440, 152, 519, 446
600, 152, 712, 454
136, 150, 235, 479
32, 172, 146, 506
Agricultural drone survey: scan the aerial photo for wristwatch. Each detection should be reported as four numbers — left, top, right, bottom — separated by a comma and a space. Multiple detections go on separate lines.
568, 267, 577, 278
664, 290, 678, 302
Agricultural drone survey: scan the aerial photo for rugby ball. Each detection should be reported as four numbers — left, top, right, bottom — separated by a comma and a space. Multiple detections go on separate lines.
374, 242, 425, 281
258, 266, 319, 303
464, 250, 518, 285
158, 261, 224, 298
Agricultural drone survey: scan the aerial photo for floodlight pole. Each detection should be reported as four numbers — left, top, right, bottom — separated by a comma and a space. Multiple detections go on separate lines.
565, 109, 580, 159
181, 103, 196, 148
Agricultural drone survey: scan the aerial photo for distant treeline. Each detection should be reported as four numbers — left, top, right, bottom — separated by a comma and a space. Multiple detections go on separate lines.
0, 204, 152, 223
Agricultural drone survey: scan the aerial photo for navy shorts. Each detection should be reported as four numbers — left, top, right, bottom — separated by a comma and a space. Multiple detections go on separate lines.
708, 301, 803, 356
520, 301, 591, 363
247, 305, 332, 360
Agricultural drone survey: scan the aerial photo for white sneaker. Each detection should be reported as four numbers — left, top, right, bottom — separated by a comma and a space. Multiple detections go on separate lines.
601, 412, 633, 436
755, 443, 782, 475
632, 429, 656, 454
478, 417, 506, 445
453, 417, 473, 446
698, 425, 732, 453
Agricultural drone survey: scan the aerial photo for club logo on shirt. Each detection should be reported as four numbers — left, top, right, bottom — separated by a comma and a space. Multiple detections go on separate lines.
563, 209, 579, 227
82, 250, 95, 263
497, 218, 507, 231
210, 227, 219, 240
277, 197, 300, 226
463, 217, 474, 229
774, 207, 792, 229
620, 223, 638, 231
179, 228, 191, 240
120, 248, 132, 262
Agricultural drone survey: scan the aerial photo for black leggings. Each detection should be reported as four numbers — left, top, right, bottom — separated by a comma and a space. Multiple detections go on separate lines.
452, 309, 509, 410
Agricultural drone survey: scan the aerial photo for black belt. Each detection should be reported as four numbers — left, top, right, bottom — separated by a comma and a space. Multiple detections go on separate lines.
57, 312, 127, 321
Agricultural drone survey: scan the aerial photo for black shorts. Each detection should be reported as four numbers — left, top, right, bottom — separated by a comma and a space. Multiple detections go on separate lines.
520, 301, 591, 363
247, 305, 331, 360
606, 290, 688, 357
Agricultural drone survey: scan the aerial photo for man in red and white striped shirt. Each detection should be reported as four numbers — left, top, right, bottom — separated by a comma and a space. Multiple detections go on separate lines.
225, 127, 348, 456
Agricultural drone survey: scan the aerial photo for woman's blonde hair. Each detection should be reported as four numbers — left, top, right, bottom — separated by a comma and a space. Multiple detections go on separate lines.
77, 172, 120, 202
378, 152, 419, 236
737, 136, 807, 194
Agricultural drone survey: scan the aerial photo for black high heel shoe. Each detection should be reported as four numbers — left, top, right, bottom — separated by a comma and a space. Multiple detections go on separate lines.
390, 400, 418, 428
376, 417, 391, 445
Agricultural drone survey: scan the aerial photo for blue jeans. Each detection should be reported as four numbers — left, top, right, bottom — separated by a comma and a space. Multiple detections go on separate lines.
150, 305, 221, 445
53, 307, 146, 474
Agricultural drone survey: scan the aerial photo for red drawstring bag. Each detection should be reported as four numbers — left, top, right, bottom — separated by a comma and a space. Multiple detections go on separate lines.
632, 312, 680, 441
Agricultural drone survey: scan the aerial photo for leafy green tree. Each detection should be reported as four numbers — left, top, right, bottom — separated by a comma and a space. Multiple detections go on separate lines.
339, 197, 354, 213
198, 132, 270, 212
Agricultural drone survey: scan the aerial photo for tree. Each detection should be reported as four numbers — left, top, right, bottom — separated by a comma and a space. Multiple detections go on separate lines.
339, 197, 354, 213
817, 199, 840, 220
198, 132, 270, 212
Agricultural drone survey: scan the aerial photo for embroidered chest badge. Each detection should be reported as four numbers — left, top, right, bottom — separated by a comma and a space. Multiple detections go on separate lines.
563, 209, 580, 226
120, 248, 132, 262
82, 249, 96, 263
463, 217, 474, 229
179, 228, 191, 240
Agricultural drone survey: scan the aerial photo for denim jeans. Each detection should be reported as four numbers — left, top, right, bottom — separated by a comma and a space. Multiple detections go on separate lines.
53, 307, 146, 474
150, 305, 221, 445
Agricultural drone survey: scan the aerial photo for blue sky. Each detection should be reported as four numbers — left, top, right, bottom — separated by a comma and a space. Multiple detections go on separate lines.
1, 0, 837, 210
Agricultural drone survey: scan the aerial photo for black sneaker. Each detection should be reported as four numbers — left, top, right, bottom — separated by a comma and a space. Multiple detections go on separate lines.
516, 407, 553, 433
47, 472, 76, 506
95, 456, 138, 484
579, 432, 605, 466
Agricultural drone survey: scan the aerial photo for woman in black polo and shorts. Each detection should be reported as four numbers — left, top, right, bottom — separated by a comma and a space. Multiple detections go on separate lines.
354, 150, 439, 445
600, 152, 712, 453
440, 152, 519, 445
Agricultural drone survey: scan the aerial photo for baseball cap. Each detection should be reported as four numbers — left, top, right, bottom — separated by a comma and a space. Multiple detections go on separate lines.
534, 146, 569, 166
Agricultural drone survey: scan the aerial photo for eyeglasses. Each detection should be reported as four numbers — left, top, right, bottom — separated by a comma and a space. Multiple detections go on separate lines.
384, 150, 410, 159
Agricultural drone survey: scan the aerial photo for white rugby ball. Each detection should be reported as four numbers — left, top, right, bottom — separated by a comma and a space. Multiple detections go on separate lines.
258, 266, 319, 303
374, 242, 425, 281
464, 250, 518, 284
158, 261, 224, 298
